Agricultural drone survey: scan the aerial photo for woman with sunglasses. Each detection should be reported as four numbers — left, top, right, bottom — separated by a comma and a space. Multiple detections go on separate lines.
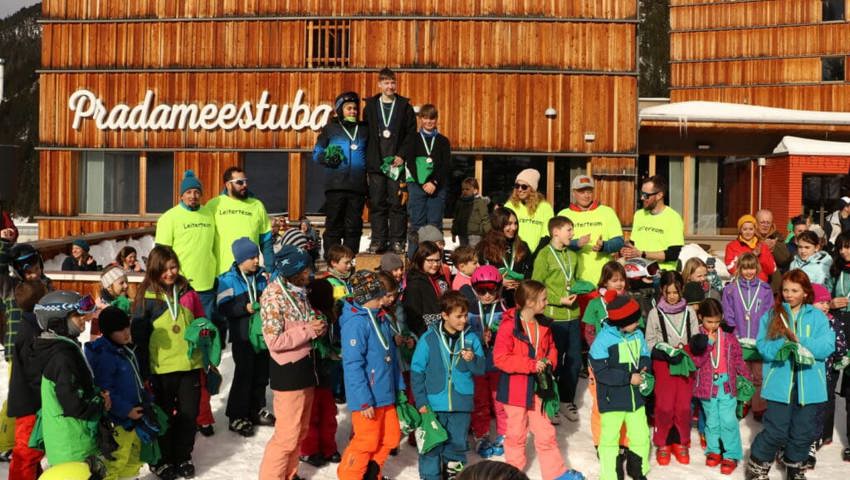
476, 208, 532, 308
505, 169, 554, 253
403, 241, 450, 337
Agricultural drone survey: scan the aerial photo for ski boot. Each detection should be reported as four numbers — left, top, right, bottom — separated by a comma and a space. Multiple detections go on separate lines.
490, 435, 505, 456
474, 437, 494, 459
745, 456, 772, 480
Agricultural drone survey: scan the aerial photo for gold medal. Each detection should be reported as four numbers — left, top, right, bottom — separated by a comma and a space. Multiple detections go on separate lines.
172, 324, 181, 334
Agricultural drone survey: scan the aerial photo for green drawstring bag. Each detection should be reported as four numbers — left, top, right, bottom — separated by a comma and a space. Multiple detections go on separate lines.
381, 156, 403, 181
28, 409, 44, 450
568, 280, 596, 296
415, 407, 448, 454
794, 345, 815, 366
775, 341, 797, 362
638, 371, 655, 396
323, 145, 345, 168
413, 156, 435, 184
739, 338, 762, 362
249, 303, 267, 353
139, 404, 170, 465
395, 391, 421, 436
498, 267, 525, 281
735, 376, 755, 419
535, 364, 560, 420
668, 351, 697, 378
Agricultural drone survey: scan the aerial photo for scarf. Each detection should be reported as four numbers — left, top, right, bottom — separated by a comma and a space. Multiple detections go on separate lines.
657, 298, 686, 315
328, 267, 352, 283
738, 235, 759, 250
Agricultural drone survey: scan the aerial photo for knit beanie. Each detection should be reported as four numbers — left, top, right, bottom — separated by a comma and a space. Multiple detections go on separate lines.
180, 170, 203, 195
273, 245, 310, 279
98, 306, 130, 338
813, 283, 831, 304
603, 290, 641, 328
100, 265, 127, 289
683, 281, 706, 305
350, 270, 385, 306
737, 214, 757, 231
72, 239, 90, 252
232, 237, 259, 265
515, 169, 541, 191
417, 225, 443, 244
380, 253, 404, 272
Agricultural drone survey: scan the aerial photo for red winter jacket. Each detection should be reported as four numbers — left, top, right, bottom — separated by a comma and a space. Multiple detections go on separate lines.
724, 239, 775, 283
493, 308, 558, 409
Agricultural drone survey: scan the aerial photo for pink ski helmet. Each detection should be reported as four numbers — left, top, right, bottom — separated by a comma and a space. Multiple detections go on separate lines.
472, 265, 502, 285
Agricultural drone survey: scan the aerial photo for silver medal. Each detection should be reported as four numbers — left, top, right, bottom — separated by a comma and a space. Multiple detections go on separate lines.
350, 144, 358, 150
382, 129, 391, 138
385, 355, 392, 364
426, 157, 433, 163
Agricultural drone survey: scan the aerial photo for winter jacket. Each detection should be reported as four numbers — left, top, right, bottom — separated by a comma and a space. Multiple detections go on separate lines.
85, 336, 150, 430
363, 93, 417, 173
477, 239, 533, 308
260, 279, 320, 392
405, 130, 451, 188
340, 301, 406, 412
531, 244, 580, 321
2, 286, 22, 362
7, 312, 41, 417
589, 323, 652, 413
403, 269, 448, 336
756, 303, 835, 405
724, 239, 776, 283
826, 210, 850, 246
61, 256, 99, 272
131, 287, 203, 379
1, 211, 18, 243
505, 200, 555, 253
312, 119, 369, 194
493, 308, 558, 409
452, 196, 491, 238
645, 304, 699, 351
692, 328, 751, 400
790, 251, 833, 288
410, 324, 485, 412
216, 264, 268, 343
34, 334, 102, 466
722, 278, 774, 340
461, 285, 506, 371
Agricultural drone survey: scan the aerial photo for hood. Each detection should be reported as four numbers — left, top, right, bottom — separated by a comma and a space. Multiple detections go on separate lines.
339, 300, 383, 329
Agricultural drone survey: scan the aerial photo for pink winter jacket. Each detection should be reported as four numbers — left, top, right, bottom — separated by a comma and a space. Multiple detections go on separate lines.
691, 327, 751, 400
260, 280, 318, 366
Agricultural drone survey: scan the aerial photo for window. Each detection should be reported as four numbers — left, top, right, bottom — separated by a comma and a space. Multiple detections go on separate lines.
823, 0, 845, 21
803, 174, 845, 225
443, 155, 476, 219
145, 153, 174, 214
243, 152, 289, 214
305, 20, 351, 68
822, 56, 845, 82
482, 156, 548, 208
79, 152, 139, 214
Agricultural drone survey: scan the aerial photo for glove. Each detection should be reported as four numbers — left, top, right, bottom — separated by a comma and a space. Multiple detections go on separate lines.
398, 182, 409, 206
688, 334, 709, 356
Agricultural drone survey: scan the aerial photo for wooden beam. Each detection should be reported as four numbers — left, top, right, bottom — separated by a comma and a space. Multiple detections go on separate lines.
546, 156, 555, 205
649, 154, 656, 176
288, 152, 305, 220
683, 155, 694, 235
475, 155, 484, 192
139, 151, 148, 216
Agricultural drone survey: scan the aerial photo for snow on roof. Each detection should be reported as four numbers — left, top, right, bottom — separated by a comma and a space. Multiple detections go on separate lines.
640, 101, 850, 126
773, 136, 850, 156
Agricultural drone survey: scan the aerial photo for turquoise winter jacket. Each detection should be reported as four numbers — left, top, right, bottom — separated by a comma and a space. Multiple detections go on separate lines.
756, 303, 835, 405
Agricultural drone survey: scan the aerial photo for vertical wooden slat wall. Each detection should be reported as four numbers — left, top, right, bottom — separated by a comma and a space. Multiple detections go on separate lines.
39, 0, 638, 236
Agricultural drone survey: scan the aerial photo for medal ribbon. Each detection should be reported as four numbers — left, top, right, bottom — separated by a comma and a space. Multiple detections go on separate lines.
521, 313, 540, 359
478, 301, 498, 331
658, 308, 688, 341
710, 329, 722, 371
420, 131, 436, 157
548, 245, 573, 287
736, 280, 759, 338
437, 323, 464, 370
502, 247, 515, 272
162, 285, 179, 322
380, 98, 396, 129
780, 307, 802, 337
240, 270, 258, 305
340, 121, 359, 144
365, 308, 390, 354
277, 279, 309, 322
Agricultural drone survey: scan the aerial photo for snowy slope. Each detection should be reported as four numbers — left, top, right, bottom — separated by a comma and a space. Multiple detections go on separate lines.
1, 337, 847, 479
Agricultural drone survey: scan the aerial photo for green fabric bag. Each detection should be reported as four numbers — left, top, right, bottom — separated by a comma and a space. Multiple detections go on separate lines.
110, 295, 132, 315
380, 156, 403, 181
27, 409, 44, 451
498, 267, 525, 281
534, 365, 561, 420
415, 407, 448, 454
249, 305, 267, 353
740, 341, 762, 362
413, 156, 435, 184
568, 280, 596, 296
794, 345, 815, 366
638, 371, 655, 396
395, 391, 421, 436
735, 376, 755, 419
139, 404, 170, 465
775, 341, 797, 362
324, 144, 345, 168
184, 317, 222, 367
668, 351, 697, 377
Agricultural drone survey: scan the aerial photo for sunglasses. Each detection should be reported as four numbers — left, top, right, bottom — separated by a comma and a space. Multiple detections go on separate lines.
639, 190, 660, 200
228, 178, 248, 186
473, 283, 501, 296
513, 183, 530, 191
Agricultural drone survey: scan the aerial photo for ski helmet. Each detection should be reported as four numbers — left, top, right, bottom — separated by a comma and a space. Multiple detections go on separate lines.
34, 290, 96, 337
9, 243, 43, 281
334, 91, 360, 120
471, 265, 502, 285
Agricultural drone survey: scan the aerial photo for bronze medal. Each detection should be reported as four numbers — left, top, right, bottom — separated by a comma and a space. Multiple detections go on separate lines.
172, 324, 181, 334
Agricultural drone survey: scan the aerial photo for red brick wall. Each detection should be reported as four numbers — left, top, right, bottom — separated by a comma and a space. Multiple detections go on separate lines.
762, 155, 850, 232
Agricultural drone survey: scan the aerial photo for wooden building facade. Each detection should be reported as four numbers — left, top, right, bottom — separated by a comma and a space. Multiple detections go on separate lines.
38, 0, 639, 240
638, 0, 850, 236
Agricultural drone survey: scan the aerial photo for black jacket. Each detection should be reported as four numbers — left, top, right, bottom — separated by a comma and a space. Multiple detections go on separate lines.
363, 94, 417, 173
405, 132, 452, 188
7, 312, 42, 417
402, 269, 448, 337
31, 334, 102, 420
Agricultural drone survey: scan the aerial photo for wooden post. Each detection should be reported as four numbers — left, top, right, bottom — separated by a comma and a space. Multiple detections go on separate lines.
683, 155, 694, 235
546, 156, 555, 205
749, 158, 755, 214
288, 152, 305, 220
139, 152, 148, 216
475, 155, 484, 192
649, 154, 656, 177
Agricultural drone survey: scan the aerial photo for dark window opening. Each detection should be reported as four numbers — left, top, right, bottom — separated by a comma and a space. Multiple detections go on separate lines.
79, 151, 139, 214
822, 56, 845, 82
243, 152, 289, 214
803, 174, 845, 225
145, 152, 174, 214
306, 20, 351, 68
823, 0, 845, 21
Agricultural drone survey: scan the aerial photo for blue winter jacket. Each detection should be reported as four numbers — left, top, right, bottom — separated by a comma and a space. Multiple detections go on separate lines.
340, 301, 406, 412
312, 120, 369, 194
756, 303, 835, 405
84, 336, 150, 430
216, 264, 268, 343
589, 323, 652, 414
410, 323, 485, 412
461, 284, 505, 372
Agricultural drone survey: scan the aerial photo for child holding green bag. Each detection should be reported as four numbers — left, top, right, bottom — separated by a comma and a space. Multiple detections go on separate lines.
688, 298, 751, 475
216, 237, 270, 438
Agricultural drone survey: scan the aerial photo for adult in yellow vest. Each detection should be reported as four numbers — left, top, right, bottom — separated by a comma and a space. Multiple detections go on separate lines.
557, 175, 625, 285
505, 168, 554, 253
621, 175, 684, 272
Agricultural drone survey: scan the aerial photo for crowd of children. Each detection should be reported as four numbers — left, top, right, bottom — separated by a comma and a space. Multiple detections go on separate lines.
4, 201, 850, 480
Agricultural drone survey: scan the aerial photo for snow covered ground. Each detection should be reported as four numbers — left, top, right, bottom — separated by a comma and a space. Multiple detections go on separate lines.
1, 340, 847, 480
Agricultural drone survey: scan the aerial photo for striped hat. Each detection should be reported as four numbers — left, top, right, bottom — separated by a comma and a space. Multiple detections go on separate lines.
603, 290, 641, 328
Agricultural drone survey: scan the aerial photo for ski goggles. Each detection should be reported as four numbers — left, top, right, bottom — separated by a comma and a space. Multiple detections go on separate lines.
34, 294, 97, 316
472, 282, 501, 296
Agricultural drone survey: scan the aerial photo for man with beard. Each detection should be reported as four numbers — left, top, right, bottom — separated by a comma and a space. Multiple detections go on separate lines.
207, 167, 274, 276
620, 175, 684, 273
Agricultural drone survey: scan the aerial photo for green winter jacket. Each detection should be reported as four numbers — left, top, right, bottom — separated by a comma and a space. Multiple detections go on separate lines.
131, 290, 203, 378
184, 317, 222, 368
532, 244, 580, 321
33, 335, 102, 465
